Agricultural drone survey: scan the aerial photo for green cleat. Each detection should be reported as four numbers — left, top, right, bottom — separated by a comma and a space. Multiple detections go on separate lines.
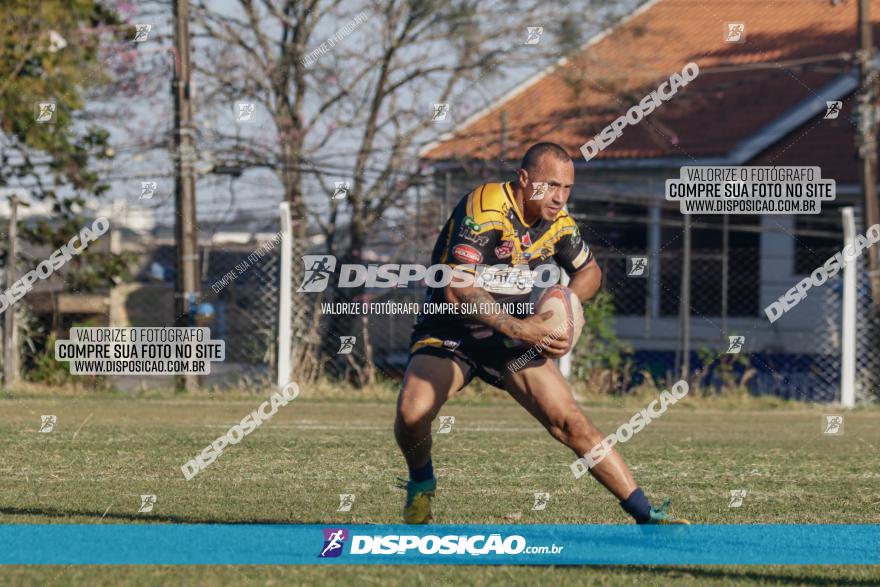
402, 477, 436, 524
645, 499, 690, 525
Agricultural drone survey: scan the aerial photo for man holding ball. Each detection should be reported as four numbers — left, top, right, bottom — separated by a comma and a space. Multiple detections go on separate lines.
395, 142, 687, 525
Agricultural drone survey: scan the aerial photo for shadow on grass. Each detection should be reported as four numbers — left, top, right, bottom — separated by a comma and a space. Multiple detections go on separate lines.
0, 506, 320, 525
583, 565, 880, 585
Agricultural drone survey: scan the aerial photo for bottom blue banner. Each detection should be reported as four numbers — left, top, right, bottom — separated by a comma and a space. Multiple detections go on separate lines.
1, 524, 878, 565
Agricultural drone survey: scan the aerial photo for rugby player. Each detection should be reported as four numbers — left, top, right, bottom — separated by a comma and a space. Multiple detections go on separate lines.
394, 142, 688, 525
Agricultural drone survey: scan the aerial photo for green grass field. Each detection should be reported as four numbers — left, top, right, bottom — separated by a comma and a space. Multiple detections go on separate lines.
1, 390, 879, 585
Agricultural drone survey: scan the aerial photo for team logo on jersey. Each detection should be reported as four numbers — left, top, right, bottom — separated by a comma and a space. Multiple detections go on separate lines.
320, 528, 348, 558
522, 233, 532, 247
462, 216, 481, 231
452, 244, 483, 264
458, 225, 489, 246
477, 266, 543, 294
494, 240, 514, 259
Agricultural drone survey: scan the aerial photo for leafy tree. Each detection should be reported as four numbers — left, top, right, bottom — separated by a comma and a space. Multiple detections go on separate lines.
0, 0, 131, 292
572, 291, 634, 394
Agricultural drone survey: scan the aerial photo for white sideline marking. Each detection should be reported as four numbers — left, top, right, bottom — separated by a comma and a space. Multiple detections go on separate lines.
188, 423, 544, 433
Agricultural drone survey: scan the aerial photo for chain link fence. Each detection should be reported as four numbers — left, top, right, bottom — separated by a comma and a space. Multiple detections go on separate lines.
114, 230, 283, 387
574, 205, 880, 402
5, 198, 878, 404
813, 239, 880, 403
189, 204, 880, 401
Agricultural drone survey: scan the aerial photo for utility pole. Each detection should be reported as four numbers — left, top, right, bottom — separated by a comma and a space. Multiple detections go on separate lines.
4, 196, 19, 388
857, 0, 880, 306
173, 0, 199, 391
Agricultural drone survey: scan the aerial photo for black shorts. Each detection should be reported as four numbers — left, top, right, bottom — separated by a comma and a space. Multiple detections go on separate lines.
408, 326, 538, 390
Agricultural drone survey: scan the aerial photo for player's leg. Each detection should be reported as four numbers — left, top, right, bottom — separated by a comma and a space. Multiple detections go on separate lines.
502, 358, 637, 499
395, 352, 470, 523
501, 358, 687, 524
395, 352, 469, 470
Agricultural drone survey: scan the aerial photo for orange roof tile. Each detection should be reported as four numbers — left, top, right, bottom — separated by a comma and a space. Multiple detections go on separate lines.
422, 0, 879, 167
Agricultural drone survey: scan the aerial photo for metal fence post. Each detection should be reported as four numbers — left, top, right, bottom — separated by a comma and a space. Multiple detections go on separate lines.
3, 196, 19, 388
277, 202, 293, 389
840, 207, 856, 407
722, 214, 729, 334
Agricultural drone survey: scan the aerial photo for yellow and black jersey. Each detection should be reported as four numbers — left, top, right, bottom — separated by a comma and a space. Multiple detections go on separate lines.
434, 181, 592, 273
416, 181, 593, 333
409, 182, 593, 384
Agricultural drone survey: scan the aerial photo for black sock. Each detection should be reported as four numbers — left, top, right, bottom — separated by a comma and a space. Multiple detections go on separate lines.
620, 487, 652, 524
408, 459, 434, 483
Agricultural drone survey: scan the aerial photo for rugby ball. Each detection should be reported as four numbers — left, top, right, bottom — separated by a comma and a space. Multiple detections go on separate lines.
535, 285, 585, 354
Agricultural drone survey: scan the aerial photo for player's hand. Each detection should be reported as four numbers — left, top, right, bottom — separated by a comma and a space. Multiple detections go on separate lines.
517, 311, 570, 358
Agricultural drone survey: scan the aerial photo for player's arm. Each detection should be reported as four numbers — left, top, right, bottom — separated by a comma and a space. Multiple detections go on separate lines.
567, 258, 602, 303
554, 223, 601, 303
441, 204, 567, 353
446, 280, 569, 354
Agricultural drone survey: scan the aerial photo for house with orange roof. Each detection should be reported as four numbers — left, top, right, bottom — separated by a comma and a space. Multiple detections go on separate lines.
418, 0, 880, 397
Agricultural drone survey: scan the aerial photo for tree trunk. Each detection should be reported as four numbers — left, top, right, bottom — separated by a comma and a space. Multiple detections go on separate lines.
361, 313, 376, 386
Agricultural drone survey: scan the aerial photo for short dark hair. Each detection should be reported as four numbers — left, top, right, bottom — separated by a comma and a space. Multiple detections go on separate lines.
520, 142, 572, 173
